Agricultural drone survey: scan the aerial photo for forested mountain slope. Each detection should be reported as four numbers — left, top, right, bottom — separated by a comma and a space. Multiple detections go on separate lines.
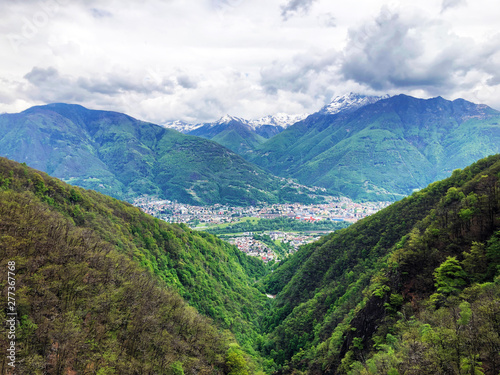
0, 103, 317, 206
188, 116, 268, 155
0, 157, 269, 373
260, 154, 500, 374
250, 95, 500, 201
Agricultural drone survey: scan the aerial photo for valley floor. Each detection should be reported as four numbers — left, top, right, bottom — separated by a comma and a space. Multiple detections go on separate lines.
133, 195, 391, 261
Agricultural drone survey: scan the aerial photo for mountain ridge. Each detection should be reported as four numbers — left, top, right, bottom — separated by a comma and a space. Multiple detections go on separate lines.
0, 103, 324, 206
163, 112, 307, 134
0, 155, 265, 373
248, 94, 500, 201
259, 153, 500, 374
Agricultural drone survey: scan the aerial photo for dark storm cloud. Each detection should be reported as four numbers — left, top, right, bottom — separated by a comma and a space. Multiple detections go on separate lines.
281, 0, 318, 20
340, 8, 500, 94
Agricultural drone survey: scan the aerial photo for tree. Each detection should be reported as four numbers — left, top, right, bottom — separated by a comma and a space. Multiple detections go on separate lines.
434, 257, 468, 296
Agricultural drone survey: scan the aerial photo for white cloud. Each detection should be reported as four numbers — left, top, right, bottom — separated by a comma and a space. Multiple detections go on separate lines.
340, 5, 500, 102
1, 0, 500, 122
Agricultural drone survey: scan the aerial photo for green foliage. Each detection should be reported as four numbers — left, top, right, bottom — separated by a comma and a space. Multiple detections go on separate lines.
169, 361, 185, 375
462, 242, 488, 282
32, 172, 47, 196
0, 157, 266, 372
434, 256, 468, 296
207, 216, 350, 235
225, 344, 251, 375
0, 189, 232, 373
249, 95, 500, 202
260, 154, 500, 374
0, 103, 320, 206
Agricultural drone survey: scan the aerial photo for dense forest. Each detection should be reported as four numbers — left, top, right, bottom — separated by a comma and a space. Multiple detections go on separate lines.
259, 154, 500, 374
0, 157, 268, 374
1, 154, 500, 374
205, 217, 350, 235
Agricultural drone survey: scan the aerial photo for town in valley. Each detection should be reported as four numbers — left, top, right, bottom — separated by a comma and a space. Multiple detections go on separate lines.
133, 195, 391, 262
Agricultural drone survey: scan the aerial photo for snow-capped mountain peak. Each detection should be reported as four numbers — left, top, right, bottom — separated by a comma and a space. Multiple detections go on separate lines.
248, 113, 308, 129
321, 93, 390, 115
162, 112, 307, 134
161, 120, 203, 133
216, 115, 248, 125
161, 94, 388, 133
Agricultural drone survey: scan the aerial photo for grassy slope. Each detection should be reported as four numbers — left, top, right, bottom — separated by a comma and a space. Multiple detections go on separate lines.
189, 121, 267, 155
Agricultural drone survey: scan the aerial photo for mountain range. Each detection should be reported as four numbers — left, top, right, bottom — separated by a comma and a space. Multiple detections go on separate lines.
164, 113, 307, 135
0, 103, 322, 206
164, 113, 307, 156
163, 93, 500, 201
2, 93, 499, 204
165, 94, 385, 157
261, 93, 500, 201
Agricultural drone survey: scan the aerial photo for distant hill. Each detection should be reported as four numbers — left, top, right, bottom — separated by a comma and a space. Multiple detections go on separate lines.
188, 115, 268, 155
186, 114, 307, 155
0, 103, 321, 206
249, 94, 500, 201
162, 113, 306, 155
259, 154, 500, 374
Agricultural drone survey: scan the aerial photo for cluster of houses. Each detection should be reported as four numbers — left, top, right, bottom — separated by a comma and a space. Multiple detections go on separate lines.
132, 196, 390, 226
132, 196, 391, 261
223, 231, 323, 262
267, 231, 321, 250
226, 236, 275, 262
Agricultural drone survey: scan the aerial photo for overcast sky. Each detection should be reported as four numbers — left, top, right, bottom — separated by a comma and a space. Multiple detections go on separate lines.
1, 0, 500, 123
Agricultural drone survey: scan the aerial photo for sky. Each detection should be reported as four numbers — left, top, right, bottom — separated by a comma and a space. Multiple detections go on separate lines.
1, 0, 500, 124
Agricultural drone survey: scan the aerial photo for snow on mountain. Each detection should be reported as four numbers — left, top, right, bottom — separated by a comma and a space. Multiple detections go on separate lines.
161, 120, 203, 133
214, 115, 246, 125
162, 93, 389, 133
248, 113, 307, 129
209, 113, 307, 129
163, 113, 307, 134
320, 93, 390, 115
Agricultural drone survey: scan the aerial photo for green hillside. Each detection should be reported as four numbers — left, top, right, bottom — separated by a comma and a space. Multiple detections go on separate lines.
189, 119, 267, 155
250, 95, 500, 201
0, 157, 270, 373
0, 103, 319, 206
259, 154, 500, 374
2, 143, 500, 374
